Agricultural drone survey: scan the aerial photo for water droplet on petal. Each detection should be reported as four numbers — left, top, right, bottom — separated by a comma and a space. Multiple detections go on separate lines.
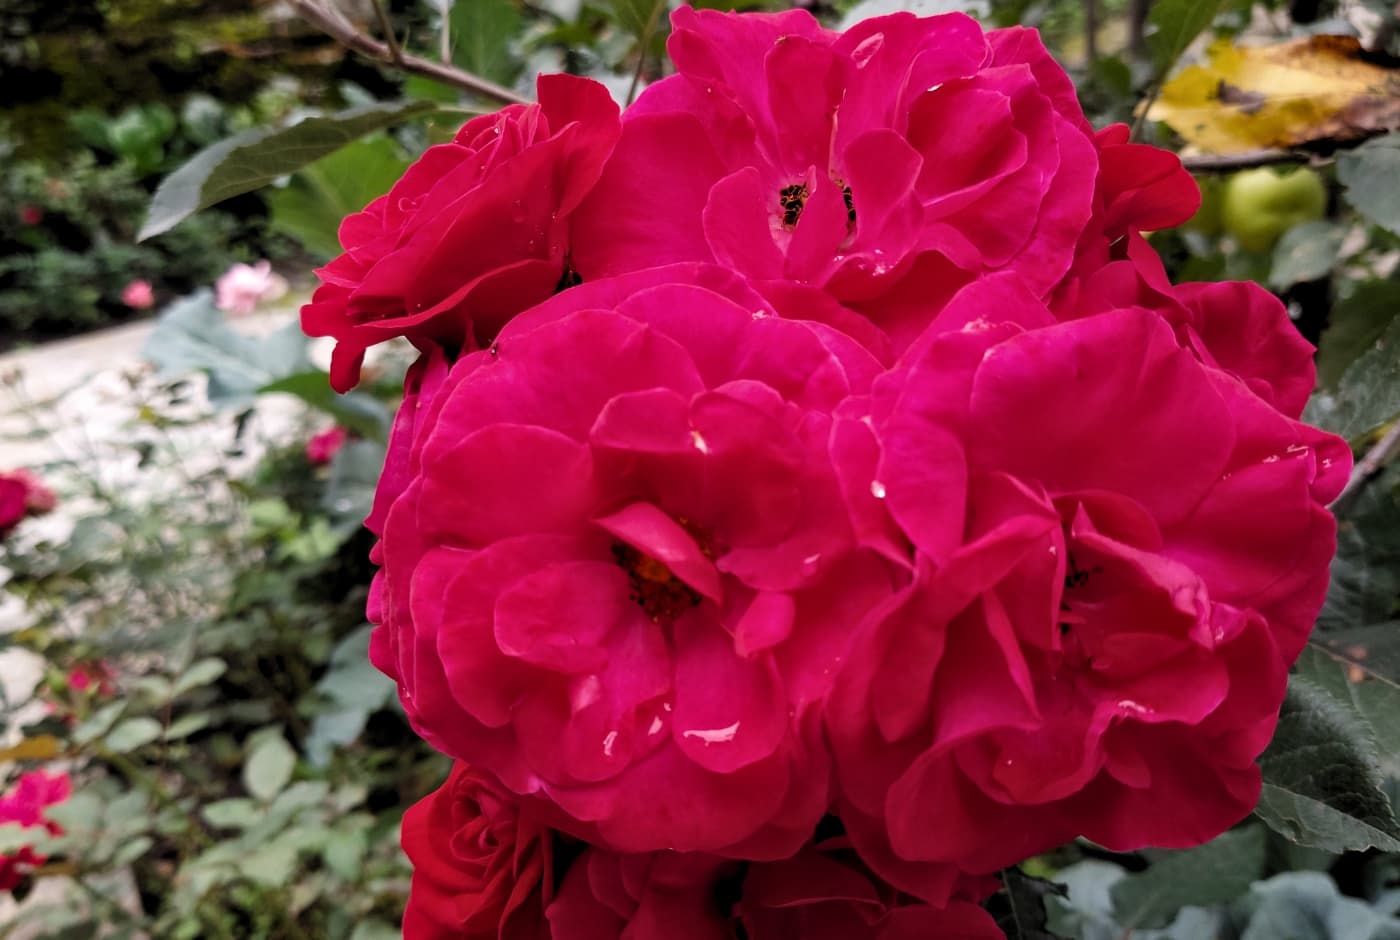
682, 722, 740, 745
602, 731, 618, 757
691, 429, 710, 454
870, 480, 887, 499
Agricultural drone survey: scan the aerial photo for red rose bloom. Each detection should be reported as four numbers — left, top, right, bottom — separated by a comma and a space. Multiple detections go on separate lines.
826, 277, 1347, 894
547, 849, 738, 940
738, 844, 1002, 940
302, 74, 621, 391
401, 763, 552, 940
572, 7, 1097, 351
370, 266, 892, 858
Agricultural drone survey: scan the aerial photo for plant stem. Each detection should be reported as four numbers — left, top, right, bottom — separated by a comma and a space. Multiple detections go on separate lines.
1180, 149, 1314, 172
1332, 420, 1400, 516
288, 0, 528, 107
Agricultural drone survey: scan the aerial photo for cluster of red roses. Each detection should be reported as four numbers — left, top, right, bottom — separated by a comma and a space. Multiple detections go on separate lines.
302, 7, 1346, 938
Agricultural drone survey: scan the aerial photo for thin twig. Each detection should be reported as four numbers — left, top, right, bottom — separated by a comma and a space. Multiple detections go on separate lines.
1179, 149, 1314, 172
627, 0, 668, 107
288, 0, 529, 107
440, 1, 451, 64
1085, 0, 1099, 68
369, 0, 404, 64
1332, 420, 1400, 516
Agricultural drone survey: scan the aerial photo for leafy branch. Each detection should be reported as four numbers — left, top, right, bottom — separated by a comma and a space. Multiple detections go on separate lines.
287, 0, 530, 107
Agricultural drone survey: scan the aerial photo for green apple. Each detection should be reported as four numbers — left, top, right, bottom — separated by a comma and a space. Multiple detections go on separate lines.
1184, 174, 1223, 236
1221, 166, 1328, 254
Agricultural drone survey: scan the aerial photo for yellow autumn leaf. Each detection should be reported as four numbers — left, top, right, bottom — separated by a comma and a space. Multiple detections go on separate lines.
1147, 35, 1400, 154
0, 735, 62, 763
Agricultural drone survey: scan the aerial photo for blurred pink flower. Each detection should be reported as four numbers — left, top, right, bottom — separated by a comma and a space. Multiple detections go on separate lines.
216, 260, 288, 317
121, 280, 155, 309
0, 771, 70, 891
0, 469, 55, 538
17, 205, 42, 226
67, 662, 115, 696
306, 426, 348, 466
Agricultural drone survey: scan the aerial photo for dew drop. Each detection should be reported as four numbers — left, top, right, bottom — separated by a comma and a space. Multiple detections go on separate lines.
870, 480, 887, 499
603, 731, 618, 757
683, 722, 740, 745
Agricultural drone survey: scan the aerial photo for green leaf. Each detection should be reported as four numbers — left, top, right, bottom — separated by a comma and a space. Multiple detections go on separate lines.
989, 867, 1070, 940
259, 372, 392, 443
1294, 644, 1400, 776
322, 439, 388, 523
1235, 872, 1400, 940
142, 291, 310, 406
1306, 307, 1400, 440
201, 797, 261, 829
239, 840, 299, 887
1147, 0, 1228, 78
73, 702, 126, 746
173, 658, 227, 697
1269, 221, 1344, 290
451, 0, 523, 87
1255, 675, 1400, 853
104, 717, 164, 753
163, 713, 211, 741
1110, 825, 1267, 929
1315, 280, 1400, 389
323, 829, 367, 881
244, 733, 297, 803
1339, 135, 1400, 236
112, 835, 155, 866
139, 100, 438, 241
266, 134, 409, 260
349, 922, 403, 940
606, 0, 667, 39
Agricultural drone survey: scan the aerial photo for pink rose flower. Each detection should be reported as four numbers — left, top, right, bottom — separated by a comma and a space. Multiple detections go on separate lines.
121, 280, 155, 310
369, 266, 892, 858
825, 277, 1347, 895
738, 843, 1002, 940
215, 260, 288, 317
301, 74, 622, 392
0, 771, 71, 891
305, 426, 349, 466
18, 205, 42, 226
571, 7, 1098, 351
1052, 234, 1316, 419
547, 849, 739, 940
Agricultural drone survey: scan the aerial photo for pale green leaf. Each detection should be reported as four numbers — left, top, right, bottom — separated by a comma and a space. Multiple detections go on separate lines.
139, 100, 438, 240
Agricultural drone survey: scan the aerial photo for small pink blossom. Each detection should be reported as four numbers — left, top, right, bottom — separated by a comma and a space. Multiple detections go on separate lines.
17, 205, 42, 226
216, 260, 288, 317
121, 280, 155, 310
306, 426, 349, 465
0, 771, 71, 891
0, 469, 55, 538
67, 662, 115, 696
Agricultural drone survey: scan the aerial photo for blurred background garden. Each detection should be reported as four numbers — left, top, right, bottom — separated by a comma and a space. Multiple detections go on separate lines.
1, 0, 1400, 937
